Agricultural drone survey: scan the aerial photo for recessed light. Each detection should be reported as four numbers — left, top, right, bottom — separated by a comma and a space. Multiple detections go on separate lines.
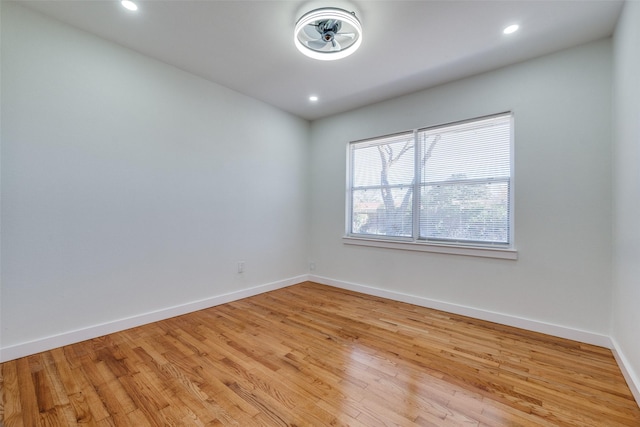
121, 0, 138, 11
503, 24, 519, 35
309, 96, 319, 102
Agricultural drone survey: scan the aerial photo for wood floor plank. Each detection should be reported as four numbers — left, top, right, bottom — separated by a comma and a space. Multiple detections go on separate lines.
2, 281, 639, 426
15, 357, 41, 427
1, 360, 25, 427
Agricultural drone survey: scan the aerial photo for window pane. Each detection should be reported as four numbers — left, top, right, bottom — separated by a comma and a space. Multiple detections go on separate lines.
420, 181, 509, 244
352, 187, 412, 237
352, 134, 414, 188
347, 113, 513, 249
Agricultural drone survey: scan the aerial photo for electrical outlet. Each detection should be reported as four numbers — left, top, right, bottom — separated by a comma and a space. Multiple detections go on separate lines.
237, 261, 245, 274
309, 261, 316, 271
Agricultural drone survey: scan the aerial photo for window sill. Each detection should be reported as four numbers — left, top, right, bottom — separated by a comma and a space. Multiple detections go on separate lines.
342, 236, 518, 260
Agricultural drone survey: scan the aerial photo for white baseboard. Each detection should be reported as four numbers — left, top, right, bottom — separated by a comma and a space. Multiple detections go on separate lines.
3, 273, 637, 407
0, 274, 309, 363
310, 274, 613, 348
610, 337, 640, 405
4, 273, 636, 408
311, 274, 639, 406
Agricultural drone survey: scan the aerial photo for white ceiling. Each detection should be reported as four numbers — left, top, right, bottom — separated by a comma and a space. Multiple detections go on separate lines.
17, 0, 623, 121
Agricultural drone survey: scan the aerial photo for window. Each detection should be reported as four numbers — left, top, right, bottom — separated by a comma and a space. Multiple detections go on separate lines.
346, 113, 514, 257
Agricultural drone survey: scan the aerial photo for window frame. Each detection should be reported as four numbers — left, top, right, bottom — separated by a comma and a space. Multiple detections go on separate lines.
344, 112, 517, 260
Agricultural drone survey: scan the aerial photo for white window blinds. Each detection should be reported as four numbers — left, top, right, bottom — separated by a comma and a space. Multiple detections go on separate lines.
418, 114, 512, 245
348, 113, 513, 247
350, 132, 415, 237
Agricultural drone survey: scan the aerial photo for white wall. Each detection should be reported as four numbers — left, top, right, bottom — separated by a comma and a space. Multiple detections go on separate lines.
0, 1, 627, 373
309, 39, 613, 337
0, 3, 309, 356
612, 0, 640, 401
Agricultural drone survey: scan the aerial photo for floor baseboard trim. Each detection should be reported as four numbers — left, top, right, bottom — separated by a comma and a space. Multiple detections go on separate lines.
610, 337, 640, 406
310, 274, 612, 348
0, 274, 309, 363
1, 273, 620, 374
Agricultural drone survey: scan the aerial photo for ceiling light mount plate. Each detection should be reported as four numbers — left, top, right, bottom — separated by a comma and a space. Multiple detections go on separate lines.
294, 7, 362, 61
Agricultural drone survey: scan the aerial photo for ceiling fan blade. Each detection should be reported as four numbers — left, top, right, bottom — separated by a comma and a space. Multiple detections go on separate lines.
331, 40, 342, 51
308, 40, 327, 50
336, 32, 356, 39
303, 24, 321, 39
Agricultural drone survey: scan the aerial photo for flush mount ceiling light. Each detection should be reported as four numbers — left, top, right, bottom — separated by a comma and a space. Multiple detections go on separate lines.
294, 7, 362, 61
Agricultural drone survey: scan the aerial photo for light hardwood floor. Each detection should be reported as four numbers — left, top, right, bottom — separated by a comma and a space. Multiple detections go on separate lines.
1, 282, 639, 426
